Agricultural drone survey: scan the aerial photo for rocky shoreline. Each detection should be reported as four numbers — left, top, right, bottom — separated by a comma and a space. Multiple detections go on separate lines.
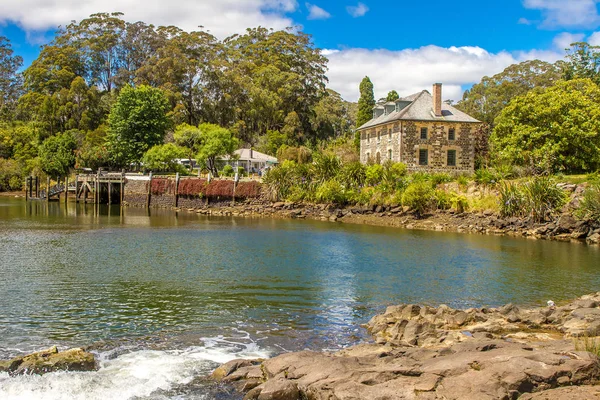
166, 199, 600, 246
212, 293, 600, 399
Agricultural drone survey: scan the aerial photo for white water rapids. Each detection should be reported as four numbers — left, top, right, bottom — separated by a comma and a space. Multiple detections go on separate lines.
0, 334, 270, 400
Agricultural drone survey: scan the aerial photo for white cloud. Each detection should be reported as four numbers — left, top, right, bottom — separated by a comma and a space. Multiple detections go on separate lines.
306, 3, 331, 20
346, 2, 369, 18
518, 17, 533, 25
324, 45, 563, 102
553, 32, 586, 50
0, 0, 299, 38
589, 31, 600, 45
523, 0, 600, 28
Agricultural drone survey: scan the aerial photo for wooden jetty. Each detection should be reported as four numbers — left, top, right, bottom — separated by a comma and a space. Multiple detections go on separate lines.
74, 172, 125, 205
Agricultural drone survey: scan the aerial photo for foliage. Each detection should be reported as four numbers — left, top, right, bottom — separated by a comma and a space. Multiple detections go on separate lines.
365, 164, 384, 186
195, 123, 238, 176
0, 158, 24, 191
178, 178, 207, 196
386, 90, 399, 102
457, 60, 562, 124
151, 178, 176, 195
312, 152, 340, 183
401, 182, 436, 217
142, 143, 186, 172
234, 181, 262, 199
498, 177, 566, 222
107, 85, 171, 167
173, 123, 203, 170
337, 161, 366, 188
474, 168, 505, 186
493, 79, 600, 173
563, 42, 600, 85
221, 164, 235, 177
204, 180, 235, 198
314, 179, 346, 204
39, 131, 77, 177
356, 76, 375, 128
576, 182, 600, 222
276, 145, 312, 164
0, 36, 23, 121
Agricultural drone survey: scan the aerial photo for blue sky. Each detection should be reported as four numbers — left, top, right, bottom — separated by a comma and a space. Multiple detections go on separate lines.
1, 0, 599, 101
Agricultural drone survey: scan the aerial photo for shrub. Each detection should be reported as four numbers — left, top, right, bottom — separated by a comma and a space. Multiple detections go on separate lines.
474, 168, 503, 186
456, 174, 469, 187
430, 173, 453, 185
401, 182, 436, 216
338, 161, 366, 189
312, 152, 341, 183
178, 178, 207, 196
151, 178, 176, 195
522, 176, 566, 222
499, 181, 527, 218
435, 190, 452, 210
237, 167, 246, 177
234, 181, 262, 199
204, 180, 235, 198
365, 164, 384, 186
577, 182, 600, 222
0, 159, 24, 191
314, 179, 346, 204
221, 164, 234, 177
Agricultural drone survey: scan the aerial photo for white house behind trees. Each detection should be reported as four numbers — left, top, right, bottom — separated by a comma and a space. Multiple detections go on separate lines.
218, 149, 278, 174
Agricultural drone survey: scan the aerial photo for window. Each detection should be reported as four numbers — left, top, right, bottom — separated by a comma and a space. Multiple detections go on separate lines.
366, 152, 370, 162
367, 131, 370, 143
377, 131, 381, 143
388, 128, 392, 141
420, 127, 428, 139
388, 149, 392, 160
376, 152, 381, 164
447, 150, 456, 166
419, 149, 428, 166
448, 128, 456, 140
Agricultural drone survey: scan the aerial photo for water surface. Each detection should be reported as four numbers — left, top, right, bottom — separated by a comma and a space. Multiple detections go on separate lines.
1, 197, 599, 399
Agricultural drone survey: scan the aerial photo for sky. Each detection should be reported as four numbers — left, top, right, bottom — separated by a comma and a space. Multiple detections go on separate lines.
1, 0, 600, 102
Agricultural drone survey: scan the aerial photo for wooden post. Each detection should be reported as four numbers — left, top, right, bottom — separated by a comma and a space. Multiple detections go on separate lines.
146, 172, 153, 208
64, 176, 68, 204
108, 180, 112, 205
35, 176, 39, 198
120, 169, 125, 205
25, 177, 29, 201
46, 176, 50, 203
75, 175, 79, 203
174, 173, 180, 208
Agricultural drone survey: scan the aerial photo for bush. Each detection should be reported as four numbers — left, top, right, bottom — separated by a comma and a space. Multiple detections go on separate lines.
0, 158, 24, 191
338, 161, 366, 189
577, 182, 600, 222
234, 181, 261, 199
237, 167, 246, 177
430, 173, 453, 185
474, 168, 503, 186
401, 182, 436, 216
499, 181, 526, 218
365, 164, 384, 186
178, 178, 207, 196
314, 179, 346, 204
312, 152, 341, 183
498, 177, 566, 222
222, 164, 234, 177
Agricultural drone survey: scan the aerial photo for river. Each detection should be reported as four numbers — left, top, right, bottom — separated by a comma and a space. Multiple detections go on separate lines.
1, 197, 599, 399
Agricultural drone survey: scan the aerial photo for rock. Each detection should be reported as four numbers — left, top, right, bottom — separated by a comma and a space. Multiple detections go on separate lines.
519, 385, 600, 399
587, 233, 600, 245
272, 202, 285, 209
557, 214, 578, 233
0, 346, 96, 376
256, 376, 299, 400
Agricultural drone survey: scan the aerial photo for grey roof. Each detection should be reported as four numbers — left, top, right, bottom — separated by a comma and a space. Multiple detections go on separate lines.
358, 90, 480, 130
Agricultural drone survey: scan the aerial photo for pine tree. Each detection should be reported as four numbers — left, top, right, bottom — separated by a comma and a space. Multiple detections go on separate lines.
356, 76, 375, 128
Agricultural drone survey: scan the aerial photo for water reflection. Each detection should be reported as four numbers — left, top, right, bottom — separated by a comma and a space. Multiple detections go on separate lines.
1, 197, 599, 354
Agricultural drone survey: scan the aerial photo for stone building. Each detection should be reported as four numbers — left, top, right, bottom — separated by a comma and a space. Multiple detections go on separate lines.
357, 84, 481, 173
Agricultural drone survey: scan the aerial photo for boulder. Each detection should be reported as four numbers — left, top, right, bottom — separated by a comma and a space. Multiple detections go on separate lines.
0, 346, 96, 375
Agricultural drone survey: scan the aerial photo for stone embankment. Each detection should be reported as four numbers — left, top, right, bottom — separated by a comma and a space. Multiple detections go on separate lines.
213, 293, 600, 399
171, 199, 600, 245
0, 346, 96, 376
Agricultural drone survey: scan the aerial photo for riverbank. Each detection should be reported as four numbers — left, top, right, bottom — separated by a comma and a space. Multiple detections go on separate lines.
164, 199, 600, 245
213, 293, 600, 399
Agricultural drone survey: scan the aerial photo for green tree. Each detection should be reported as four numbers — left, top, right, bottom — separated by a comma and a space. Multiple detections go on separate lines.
39, 131, 77, 178
195, 123, 238, 176
457, 60, 562, 125
356, 76, 375, 128
386, 90, 399, 102
106, 85, 171, 168
142, 143, 186, 172
173, 123, 203, 170
492, 79, 600, 173
563, 42, 600, 84
0, 37, 23, 121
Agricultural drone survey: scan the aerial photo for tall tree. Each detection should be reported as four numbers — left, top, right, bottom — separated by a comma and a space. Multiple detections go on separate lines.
456, 60, 562, 125
0, 36, 23, 121
563, 42, 600, 84
39, 131, 77, 178
356, 76, 375, 128
493, 79, 600, 173
195, 123, 238, 176
386, 90, 399, 102
106, 85, 171, 167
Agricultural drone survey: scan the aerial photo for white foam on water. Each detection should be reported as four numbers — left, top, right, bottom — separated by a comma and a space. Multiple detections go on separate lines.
0, 335, 271, 400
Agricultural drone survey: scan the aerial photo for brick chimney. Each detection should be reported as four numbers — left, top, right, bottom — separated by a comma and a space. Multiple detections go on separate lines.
433, 83, 442, 117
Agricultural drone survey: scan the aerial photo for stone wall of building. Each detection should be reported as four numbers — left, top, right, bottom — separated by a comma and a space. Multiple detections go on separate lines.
361, 121, 477, 173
